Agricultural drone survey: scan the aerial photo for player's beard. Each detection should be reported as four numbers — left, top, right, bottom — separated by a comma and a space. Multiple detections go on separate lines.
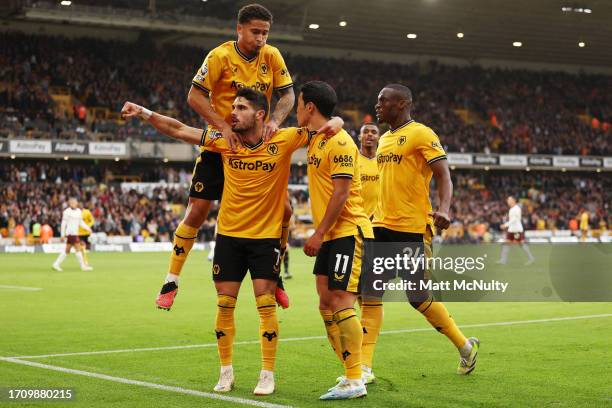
231, 116, 256, 133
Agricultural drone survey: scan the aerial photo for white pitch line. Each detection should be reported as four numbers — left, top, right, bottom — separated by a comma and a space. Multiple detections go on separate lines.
7, 313, 612, 360
0, 357, 292, 408
0, 285, 42, 291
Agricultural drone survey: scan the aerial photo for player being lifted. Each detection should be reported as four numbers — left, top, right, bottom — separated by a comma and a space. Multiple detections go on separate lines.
156, 3, 295, 311
121, 87, 342, 396
371, 84, 479, 375
300, 81, 372, 400
498, 196, 535, 265
52, 198, 93, 272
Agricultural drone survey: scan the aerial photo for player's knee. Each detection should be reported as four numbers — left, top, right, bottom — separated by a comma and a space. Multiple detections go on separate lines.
329, 290, 356, 312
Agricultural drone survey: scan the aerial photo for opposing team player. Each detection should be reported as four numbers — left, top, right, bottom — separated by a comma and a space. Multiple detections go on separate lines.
52, 198, 93, 272
300, 81, 372, 400
498, 196, 535, 265
373, 84, 479, 375
157, 3, 295, 310
121, 87, 342, 396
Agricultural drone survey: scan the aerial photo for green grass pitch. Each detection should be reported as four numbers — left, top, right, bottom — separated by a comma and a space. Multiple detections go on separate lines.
1, 247, 610, 407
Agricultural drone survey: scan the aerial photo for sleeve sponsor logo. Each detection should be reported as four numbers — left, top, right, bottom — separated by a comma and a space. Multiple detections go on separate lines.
208, 129, 223, 140
332, 154, 354, 167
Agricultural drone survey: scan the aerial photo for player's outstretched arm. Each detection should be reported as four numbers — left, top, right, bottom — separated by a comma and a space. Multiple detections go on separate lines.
121, 101, 203, 145
429, 159, 453, 230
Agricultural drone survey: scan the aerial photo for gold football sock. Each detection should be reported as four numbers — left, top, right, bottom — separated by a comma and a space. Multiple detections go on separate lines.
168, 223, 198, 276
334, 308, 363, 380
215, 294, 236, 366
256, 294, 279, 371
418, 298, 467, 348
360, 300, 383, 369
320, 309, 344, 364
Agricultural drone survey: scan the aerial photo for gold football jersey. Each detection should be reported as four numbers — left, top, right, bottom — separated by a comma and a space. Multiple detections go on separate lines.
79, 208, 94, 236
358, 154, 380, 219
201, 127, 308, 239
373, 120, 447, 234
307, 130, 373, 241
192, 41, 293, 125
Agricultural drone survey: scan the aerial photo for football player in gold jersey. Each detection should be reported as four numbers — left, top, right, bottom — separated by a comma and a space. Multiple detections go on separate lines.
373, 84, 479, 375
157, 3, 295, 311
358, 123, 380, 219
300, 81, 371, 400
121, 87, 342, 397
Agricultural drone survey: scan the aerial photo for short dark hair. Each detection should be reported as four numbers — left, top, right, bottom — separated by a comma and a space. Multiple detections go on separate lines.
360, 122, 379, 132
238, 3, 273, 24
384, 83, 413, 101
236, 87, 269, 117
300, 81, 337, 119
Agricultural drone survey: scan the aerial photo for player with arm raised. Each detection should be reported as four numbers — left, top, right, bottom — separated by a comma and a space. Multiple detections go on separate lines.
52, 198, 92, 272
157, 3, 296, 311
122, 89, 342, 396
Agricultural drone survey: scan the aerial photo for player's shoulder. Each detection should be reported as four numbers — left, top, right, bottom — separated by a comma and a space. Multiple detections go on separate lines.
261, 43, 283, 57
208, 41, 234, 58
409, 120, 435, 135
329, 130, 357, 150
274, 127, 299, 139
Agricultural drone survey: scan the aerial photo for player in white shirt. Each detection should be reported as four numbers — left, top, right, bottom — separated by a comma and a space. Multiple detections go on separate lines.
52, 198, 93, 271
497, 196, 535, 265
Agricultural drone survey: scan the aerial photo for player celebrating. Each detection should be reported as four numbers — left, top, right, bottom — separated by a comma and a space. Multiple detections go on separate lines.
373, 84, 479, 375
358, 123, 380, 220
300, 81, 372, 400
52, 198, 93, 272
121, 88, 342, 396
156, 3, 295, 311
498, 196, 535, 265
78, 207, 95, 267
353, 122, 382, 384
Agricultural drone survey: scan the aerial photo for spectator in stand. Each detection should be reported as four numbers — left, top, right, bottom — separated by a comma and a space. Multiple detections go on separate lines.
1, 32, 609, 154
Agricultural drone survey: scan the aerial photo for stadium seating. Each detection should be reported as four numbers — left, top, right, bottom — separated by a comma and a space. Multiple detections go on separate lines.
1, 32, 609, 155
1, 161, 608, 242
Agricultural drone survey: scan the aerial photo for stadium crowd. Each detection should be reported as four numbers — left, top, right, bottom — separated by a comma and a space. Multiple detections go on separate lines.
1, 161, 609, 243
1, 32, 610, 155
